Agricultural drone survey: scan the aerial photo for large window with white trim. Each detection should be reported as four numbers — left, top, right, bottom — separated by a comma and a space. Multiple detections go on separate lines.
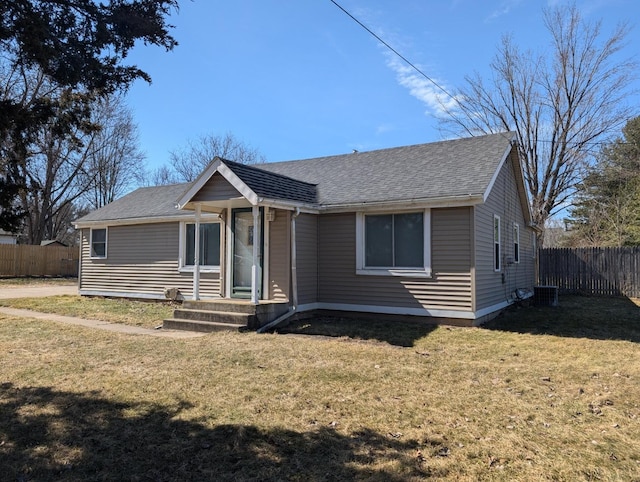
356, 210, 431, 277
180, 222, 221, 270
90, 228, 107, 258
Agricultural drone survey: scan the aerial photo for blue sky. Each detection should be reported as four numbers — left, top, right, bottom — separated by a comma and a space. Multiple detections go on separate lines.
125, 0, 640, 171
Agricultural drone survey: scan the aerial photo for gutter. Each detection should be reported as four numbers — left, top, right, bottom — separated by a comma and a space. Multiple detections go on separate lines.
318, 193, 484, 213
257, 207, 301, 333
74, 213, 219, 229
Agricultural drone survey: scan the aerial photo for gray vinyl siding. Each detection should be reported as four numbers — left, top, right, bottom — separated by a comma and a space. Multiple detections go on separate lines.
474, 155, 535, 311
79, 223, 220, 299
192, 173, 240, 202
317, 208, 473, 312
268, 209, 290, 302
295, 213, 319, 305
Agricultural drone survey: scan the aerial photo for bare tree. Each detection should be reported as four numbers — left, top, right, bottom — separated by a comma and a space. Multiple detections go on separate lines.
152, 132, 266, 184
83, 96, 146, 210
439, 4, 636, 244
5, 70, 145, 244
0, 0, 177, 232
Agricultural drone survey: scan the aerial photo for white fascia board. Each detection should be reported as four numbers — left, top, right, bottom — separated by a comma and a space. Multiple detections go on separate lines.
319, 194, 484, 214
74, 213, 219, 229
216, 163, 259, 205
175, 159, 260, 208
482, 142, 513, 203
259, 199, 320, 214
482, 141, 535, 226
175, 158, 224, 208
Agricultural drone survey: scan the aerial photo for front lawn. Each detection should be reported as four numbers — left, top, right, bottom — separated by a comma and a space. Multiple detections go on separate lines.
0, 295, 174, 329
0, 295, 638, 480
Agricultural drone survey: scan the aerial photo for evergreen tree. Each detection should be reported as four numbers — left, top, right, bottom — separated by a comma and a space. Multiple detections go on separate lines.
0, 0, 178, 234
567, 117, 640, 247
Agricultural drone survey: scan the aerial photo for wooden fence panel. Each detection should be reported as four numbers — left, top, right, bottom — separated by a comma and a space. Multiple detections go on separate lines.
538, 247, 640, 297
0, 245, 78, 277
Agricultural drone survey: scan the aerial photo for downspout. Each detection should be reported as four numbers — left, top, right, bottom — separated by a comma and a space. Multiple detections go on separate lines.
257, 207, 300, 333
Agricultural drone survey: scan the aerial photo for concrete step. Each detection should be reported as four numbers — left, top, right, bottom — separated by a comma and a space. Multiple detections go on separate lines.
163, 318, 246, 333
172, 308, 255, 325
182, 300, 258, 314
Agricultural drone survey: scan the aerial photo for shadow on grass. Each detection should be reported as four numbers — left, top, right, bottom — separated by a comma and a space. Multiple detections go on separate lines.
0, 383, 440, 481
276, 316, 438, 347
483, 295, 640, 343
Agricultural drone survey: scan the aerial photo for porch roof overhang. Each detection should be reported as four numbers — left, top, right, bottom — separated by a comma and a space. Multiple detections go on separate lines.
175, 157, 319, 213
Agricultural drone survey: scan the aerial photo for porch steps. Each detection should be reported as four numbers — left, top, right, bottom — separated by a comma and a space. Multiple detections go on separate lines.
163, 299, 289, 333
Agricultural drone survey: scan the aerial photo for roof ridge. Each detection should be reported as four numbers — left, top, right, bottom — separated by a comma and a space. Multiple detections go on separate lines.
260, 131, 515, 167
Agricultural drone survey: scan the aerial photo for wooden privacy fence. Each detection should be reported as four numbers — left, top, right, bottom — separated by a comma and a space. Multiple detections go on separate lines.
538, 247, 640, 297
0, 245, 78, 277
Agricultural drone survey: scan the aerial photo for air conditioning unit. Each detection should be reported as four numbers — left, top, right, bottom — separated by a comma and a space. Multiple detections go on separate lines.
534, 285, 558, 307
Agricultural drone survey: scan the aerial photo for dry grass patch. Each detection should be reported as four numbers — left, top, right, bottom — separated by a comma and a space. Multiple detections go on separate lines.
0, 295, 174, 329
0, 296, 639, 480
0, 276, 77, 288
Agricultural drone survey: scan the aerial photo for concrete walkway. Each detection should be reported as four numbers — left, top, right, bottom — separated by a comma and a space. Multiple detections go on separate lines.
0, 284, 204, 338
0, 284, 78, 299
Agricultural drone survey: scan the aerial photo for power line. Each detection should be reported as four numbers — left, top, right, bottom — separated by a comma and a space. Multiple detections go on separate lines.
329, 0, 456, 103
329, 0, 634, 150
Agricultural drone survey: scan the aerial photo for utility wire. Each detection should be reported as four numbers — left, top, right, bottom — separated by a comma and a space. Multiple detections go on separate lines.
329, 0, 456, 103
329, 0, 631, 150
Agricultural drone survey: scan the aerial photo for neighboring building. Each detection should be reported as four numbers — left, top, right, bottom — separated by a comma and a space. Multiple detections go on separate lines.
0, 229, 18, 245
41, 240, 68, 247
74, 132, 536, 327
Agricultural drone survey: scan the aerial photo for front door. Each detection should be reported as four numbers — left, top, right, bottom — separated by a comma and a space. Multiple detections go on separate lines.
231, 208, 263, 298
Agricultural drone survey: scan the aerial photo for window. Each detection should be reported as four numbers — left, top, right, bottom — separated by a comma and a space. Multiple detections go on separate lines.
90, 228, 107, 258
513, 223, 520, 264
494, 215, 501, 272
532, 232, 537, 258
356, 210, 431, 277
181, 222, 221, 270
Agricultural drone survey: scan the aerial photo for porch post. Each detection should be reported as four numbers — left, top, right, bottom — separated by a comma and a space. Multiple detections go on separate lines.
251, 205, 260, 304
193, 203, 201, 301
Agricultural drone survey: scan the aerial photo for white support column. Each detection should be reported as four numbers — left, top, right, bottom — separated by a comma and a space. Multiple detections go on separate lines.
193, 203, 201, 301
251, 205, 260, 304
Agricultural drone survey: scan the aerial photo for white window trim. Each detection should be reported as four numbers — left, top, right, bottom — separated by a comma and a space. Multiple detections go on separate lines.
513, 223, 520, 264
494, 214, 501, 272
89, 227, 108, 259
355, 209, 432, 278
178, 221, 221, 273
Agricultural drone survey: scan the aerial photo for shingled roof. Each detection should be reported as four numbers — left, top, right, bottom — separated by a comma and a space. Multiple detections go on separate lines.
76, 132, 518, 225
224, 160, 317, 204
256, 132, 516, 206
76, 183, 191, 223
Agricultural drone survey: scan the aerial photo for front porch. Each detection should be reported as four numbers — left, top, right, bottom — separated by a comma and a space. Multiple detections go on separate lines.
163, 299, 290, 333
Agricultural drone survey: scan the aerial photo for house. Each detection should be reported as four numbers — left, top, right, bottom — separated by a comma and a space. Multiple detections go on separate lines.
0, 229, 18, 245
74, 132, 536, 329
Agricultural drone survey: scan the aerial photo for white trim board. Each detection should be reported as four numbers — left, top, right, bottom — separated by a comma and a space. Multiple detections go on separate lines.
296, 299, 516, 320
78, 289, 221, 301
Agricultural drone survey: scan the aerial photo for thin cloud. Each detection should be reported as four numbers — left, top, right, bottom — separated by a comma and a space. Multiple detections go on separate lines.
345, 5, 460, 119
486, 0, 523, 21
376, 123, 394, 134
385, 54, 459, 117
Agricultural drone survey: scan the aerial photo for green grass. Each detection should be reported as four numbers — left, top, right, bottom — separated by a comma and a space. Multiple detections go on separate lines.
0, 295, 639, 480
0, 295, 175, 329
